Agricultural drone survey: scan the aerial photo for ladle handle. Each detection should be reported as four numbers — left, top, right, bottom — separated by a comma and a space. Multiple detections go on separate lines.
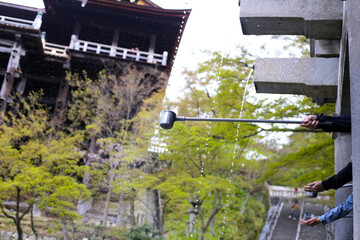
176, 117, 332, 125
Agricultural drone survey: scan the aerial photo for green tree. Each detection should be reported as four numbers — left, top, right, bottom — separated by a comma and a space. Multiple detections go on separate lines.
260, 118, 335, 188
67, 63, 167, 228
157, 49, 271, 240
0, 93, 90, 240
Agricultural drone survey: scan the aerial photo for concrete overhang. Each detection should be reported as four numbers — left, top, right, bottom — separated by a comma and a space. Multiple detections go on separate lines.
239, 0, 343, 38
254, 58, 338, 101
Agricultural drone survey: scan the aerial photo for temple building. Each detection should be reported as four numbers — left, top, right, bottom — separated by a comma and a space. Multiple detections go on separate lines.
0, 0, 190, 115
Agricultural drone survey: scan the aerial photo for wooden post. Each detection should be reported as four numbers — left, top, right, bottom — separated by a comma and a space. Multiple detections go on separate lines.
161, 51, 168, 66
53, 57, 71, 122
69, 21, 81, 49
32, 12, 43, 29
0, 35, 24, 112
110, 29, 119, 57
147, 34, 156, 63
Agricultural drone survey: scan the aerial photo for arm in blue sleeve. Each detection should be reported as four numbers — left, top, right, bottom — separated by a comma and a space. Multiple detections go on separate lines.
319, 193, 353, 224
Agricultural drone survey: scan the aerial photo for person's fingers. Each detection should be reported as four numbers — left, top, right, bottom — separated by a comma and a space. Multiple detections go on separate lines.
301, 115, 319, 129
301, 116, 313, 126
313, 181, 324, 192
309, 120, 318, 128
304, 182, 316, 192
313, 120, 319, 128
302, 217, 320, 226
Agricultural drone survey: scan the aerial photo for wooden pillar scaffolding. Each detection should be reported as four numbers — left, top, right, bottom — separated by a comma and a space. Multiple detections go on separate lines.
0, 34, 25, 113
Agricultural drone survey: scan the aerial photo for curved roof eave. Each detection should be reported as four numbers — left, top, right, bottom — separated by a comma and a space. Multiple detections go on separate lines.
86, 0, 192, 18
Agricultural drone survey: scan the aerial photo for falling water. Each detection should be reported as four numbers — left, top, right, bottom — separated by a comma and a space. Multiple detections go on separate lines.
221, 68, 254, 236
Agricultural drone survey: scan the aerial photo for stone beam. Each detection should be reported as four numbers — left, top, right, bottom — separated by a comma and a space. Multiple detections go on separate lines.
314, 39, 340, 57
254, 58, 338, 100
239, 0, 343, 38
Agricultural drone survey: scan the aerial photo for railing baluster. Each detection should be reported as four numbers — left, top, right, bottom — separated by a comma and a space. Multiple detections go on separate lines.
83, 42, 88, 52
162, 51, 168, 66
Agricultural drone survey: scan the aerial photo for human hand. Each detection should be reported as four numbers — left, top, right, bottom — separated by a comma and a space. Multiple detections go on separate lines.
300, 115, 319, 130
304, 181, 325, 192
301, 217, 320, 226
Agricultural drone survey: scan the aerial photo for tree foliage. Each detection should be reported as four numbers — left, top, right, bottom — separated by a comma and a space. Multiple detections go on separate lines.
0, 93, 90, 240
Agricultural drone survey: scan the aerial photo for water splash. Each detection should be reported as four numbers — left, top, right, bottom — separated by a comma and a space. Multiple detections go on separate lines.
222, 68, 254, 235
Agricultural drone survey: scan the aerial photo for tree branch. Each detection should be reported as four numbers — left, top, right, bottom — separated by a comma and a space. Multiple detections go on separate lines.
204, 191, 222, 231
19, 204, 32, 221
240, 191, 251, 215
0, 205, 16, 222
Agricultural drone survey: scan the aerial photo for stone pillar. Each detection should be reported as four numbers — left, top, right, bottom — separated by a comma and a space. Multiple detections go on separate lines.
347, 0, 360, 238
334, 133, 352, 240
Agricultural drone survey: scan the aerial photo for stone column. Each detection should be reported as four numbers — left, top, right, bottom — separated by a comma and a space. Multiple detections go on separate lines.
334, 133, 352, 240
347, 0, 360, 238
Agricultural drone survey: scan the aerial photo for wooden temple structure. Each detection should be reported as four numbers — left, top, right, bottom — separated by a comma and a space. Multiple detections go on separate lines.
0, 0, 191, 114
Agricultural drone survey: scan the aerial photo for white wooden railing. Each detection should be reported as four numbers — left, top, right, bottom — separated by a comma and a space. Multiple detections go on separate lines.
43, 41, 69, 58
0, 13, 42, 29
0, 15, 33, 27
71, 38, 168, 66
42, 38, 168, 66
268, 185, 330, 200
